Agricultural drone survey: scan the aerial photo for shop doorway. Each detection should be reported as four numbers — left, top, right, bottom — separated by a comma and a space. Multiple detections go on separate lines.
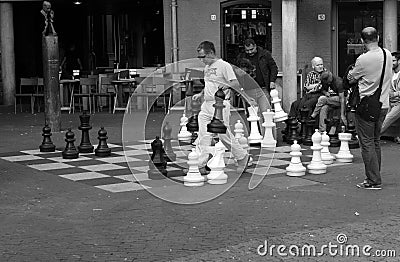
337, 1, 383, 77
221, 0, 272, 65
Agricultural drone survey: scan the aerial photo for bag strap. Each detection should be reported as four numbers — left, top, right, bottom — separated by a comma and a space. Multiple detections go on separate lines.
376, 47, 387, 97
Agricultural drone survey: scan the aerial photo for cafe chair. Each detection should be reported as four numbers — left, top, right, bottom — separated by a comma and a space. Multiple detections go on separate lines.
15, 77, 37, 114
72, 77, 96, 114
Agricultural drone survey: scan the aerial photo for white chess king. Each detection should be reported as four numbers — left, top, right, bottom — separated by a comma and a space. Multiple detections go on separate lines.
247, 105, 263, 144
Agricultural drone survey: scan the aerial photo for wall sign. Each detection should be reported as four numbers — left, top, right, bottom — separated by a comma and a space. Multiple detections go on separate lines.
318, 14, 326, 21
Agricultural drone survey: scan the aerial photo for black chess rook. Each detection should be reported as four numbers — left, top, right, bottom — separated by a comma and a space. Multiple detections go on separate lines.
62, 128, 79, 159
39, 124, 56, 152
207, 88, 227, 134
95, 127, 111, 157
78, 111, 94, 153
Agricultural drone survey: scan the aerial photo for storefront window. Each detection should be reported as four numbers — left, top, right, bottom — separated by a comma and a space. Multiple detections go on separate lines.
221, 1, 271, 64
337, 2, 383, 77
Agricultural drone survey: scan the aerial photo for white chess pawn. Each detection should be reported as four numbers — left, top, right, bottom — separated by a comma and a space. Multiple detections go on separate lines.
286, 140, 306, 177
234, 120, 245, 142
334, 127, 353, 163
307, 129, 327, 174
183, 148, 205, 187
247, 106, 263, 144
238, 136, 249, 152
177, 113, 192, 143
261, 110, 276, 148
270, 89, 288, 122
321, 131, 334, 165
207, 141, 227, 184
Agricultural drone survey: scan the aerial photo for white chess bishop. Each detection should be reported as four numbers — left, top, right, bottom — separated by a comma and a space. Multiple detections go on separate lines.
183, 148, 205, 187
334, 127, 353, 163
177, 113, 192, 143
270, 89, 288, 122
307, 129, 327, 174
234, 120, 245, 141
320, 131, 334, 165
261, 110, 276, 148
286, 140, 306, 177
247, 106, 263, 144
207, 140, 228, 184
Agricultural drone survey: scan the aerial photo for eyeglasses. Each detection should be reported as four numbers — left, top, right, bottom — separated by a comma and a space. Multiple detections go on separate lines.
197, 55, 206, 59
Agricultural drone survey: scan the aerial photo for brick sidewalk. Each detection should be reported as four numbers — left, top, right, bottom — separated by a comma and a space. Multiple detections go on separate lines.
1, 108, 400, 261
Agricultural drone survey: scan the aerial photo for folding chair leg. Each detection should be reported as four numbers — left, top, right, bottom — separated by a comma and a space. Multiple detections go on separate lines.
31, 96, 35, 114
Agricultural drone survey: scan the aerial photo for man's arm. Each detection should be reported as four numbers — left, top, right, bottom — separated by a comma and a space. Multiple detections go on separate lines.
339, 92, 347, 126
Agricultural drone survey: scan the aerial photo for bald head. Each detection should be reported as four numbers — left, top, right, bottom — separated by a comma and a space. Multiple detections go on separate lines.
361, 27, 378, 44
311, 57, 324, 73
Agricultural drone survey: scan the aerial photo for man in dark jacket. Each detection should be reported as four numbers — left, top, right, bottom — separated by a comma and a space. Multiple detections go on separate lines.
236, 38, 278, 119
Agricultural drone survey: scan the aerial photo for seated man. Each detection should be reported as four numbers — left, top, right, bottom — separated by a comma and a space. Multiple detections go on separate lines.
288, 56, 325, 119
381, 51, 400, 143
309, 71, 347, 133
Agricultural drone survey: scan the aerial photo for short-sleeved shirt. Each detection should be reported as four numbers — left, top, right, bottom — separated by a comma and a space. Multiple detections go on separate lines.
203, 59, 237, 101
348, 48, 393, 109
304, 71, 322, 94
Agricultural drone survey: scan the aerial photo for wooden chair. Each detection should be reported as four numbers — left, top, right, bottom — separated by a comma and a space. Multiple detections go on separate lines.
72, 77, 96, 114
15, 78, 37, 114
33, 77, 44, 113
92, 75, 115, 113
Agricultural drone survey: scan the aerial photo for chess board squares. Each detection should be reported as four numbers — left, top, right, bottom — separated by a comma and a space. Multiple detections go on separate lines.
28, 162, 75, 171
1, 154, 44, 162
79, 163, 127, 172
245, 166, 287, 176
20, 149, 62, 155
59, 171, 110, 181
115, 173, 150, 182
114, 149, 149, 157
95, 182, 150, 193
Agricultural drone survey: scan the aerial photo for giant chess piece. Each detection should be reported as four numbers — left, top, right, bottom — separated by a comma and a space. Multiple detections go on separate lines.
95, 127, 111, 157
239, 136, 249, 152
147, 136, 167, 178
234, 120, 245, 142
307, 129, 327, 174
300, 107, 310, 142
261, 110, 276, 148
78, 111, 94, 153
207, 139, 228, 184
39, 124, 56, 152
187, 97, 201, 144
281, 118, 290, 143
334, 126, 353, 163
247, 105, 263, 145
183, 148, 205, 187
62, 128, 79, 159
286, 117, 302, 144
207, 88, 227, 134
303, 117, 316, 146
177, 113, 192, 143
162, 121, 176, 162
270, 89, 288, 122
320, 131, 334, 165
347, 119, 359, 149
286, 140, 306, 177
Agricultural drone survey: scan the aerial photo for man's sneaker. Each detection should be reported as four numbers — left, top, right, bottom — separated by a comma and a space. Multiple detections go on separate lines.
394, 137, 400, 144
356, 183, 382, 190
236, 154, 253, 174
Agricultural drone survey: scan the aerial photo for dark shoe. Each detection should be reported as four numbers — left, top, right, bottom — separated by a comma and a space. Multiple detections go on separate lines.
356, 183, 382, 190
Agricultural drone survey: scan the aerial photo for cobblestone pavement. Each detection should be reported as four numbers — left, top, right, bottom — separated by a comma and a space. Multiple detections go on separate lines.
1, 109, 400, 261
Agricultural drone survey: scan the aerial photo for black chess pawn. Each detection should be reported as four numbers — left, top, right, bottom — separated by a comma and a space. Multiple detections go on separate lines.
207, 88, 227, 134
286, 117, 302, 144
39, 124, 56, 152
187, 96, 201, 143
148, 136, 167, 178
303, 117, 316, 146
62, 128, 79, 159
281, 118, 290, 143
95, 127, 111, 157
162, 121, 176, 162
78, 111, 94, 153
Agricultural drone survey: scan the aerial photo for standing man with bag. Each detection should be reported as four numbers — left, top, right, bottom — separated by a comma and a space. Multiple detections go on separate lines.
347, 27, 392, 190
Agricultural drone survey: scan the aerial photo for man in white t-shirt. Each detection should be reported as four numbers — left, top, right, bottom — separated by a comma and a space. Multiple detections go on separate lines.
347, 27, 393, 190
192, 41, 256, 173
381, 51, 400, 142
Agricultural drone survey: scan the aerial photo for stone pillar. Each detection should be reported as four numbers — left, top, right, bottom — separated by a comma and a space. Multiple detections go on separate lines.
383, 0, 397, 52
0, 3, 16, 106
282, 0, 297, 112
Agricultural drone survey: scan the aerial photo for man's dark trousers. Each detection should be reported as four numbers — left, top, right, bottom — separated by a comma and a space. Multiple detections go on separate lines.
355, 108, 388, 185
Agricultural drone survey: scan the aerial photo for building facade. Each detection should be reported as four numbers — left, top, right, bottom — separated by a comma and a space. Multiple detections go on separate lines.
1, 0, 399, 110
